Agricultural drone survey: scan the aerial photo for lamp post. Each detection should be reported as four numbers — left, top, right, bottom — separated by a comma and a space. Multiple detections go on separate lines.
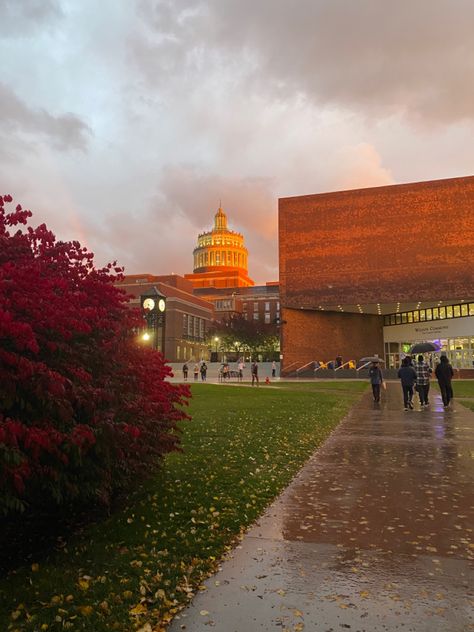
214, 336, 220, 362
140, 287, 167, 352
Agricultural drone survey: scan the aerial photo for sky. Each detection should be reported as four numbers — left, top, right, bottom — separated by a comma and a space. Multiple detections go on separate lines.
1, 0, 474, 283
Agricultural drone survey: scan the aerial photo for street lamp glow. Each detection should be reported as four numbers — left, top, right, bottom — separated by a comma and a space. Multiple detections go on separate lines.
214, 336, 219, 343
142, 332, 150, 341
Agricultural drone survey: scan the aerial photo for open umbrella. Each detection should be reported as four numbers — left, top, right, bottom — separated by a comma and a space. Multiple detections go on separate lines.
359, 356, 385, 363
409, 342, 440, 354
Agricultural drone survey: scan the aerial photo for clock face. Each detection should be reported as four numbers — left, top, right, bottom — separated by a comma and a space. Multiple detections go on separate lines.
143, 298, 155, 310
158, 298, 166, 312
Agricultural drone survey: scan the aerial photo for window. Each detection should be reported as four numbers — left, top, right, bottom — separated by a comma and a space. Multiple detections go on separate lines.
200, 319, 205, 339
265, 302, 270, 312
401, 313, 407, 323
439, 306, 446, 319
253, 302, 258, 311
453, 305, 461, 318
253, 313, 259, 321
194, 317, 199, 337
183, 314, 188, 336
461, 303, 468, 317
446, 305, 453, 318
413, 311, 419, 322
188, 316, 193, 336
432, 307, 439, 320
396, 313, 401, 324
384, 315, 390, 326
277, 302, 280, 310
469, 303, 474, 316
426, 308, 432, 321
177, 346, 180, 360
419, 309, 426, 321
264, 313, 271, 324
407, 312, 413, 323
390, 314, 396, 325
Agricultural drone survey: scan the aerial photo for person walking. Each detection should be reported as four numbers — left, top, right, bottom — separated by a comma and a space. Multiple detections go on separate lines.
200, 362, 207, 382
193, 363, 199, 382
435, 355, 454, 408
251, 361, 259, 386
271, 360, 276, 378
238, 360, 244, 382
182, 363, 188, 381
368, 360, 383, 403
415, 354, 432, 407
397, 357, 417, 410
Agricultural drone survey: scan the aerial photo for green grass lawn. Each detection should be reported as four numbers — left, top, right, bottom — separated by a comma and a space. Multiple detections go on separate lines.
453, 380, 474, 398
451, 380, 474, 411
0, 382, 365, 632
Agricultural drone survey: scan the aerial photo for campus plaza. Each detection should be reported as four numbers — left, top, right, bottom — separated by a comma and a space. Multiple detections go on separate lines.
326, 298, 474, 369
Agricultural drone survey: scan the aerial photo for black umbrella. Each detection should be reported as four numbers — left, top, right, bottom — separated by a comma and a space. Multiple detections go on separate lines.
359, 356, 385, 363
409, 342, 440, 354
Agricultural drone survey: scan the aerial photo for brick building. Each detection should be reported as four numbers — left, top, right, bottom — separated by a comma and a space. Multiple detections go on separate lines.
117, 274, 214, 362
279, 175, 474, 374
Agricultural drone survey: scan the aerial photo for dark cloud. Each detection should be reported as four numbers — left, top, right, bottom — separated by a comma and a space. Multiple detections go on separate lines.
0, 83, 91, 151
133, 0, 474, 125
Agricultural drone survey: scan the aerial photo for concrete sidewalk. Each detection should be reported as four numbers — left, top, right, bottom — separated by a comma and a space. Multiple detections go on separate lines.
169, 384, 474, 632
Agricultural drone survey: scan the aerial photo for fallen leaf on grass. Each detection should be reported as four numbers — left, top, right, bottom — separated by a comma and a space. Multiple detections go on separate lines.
130, 603, 148, 616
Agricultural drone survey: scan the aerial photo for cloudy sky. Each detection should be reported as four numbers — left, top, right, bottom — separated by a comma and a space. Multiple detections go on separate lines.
2, 0, 474, 283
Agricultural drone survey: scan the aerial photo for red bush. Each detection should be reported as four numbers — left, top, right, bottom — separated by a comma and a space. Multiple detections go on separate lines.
0, 195, 190, 515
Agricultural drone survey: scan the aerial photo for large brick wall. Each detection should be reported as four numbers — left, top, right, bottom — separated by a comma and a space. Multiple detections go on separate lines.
279, 176, 474, 308
281, 308, 384, 369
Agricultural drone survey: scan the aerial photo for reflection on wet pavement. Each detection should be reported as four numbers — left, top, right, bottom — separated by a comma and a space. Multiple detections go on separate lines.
169, 384, 474, 631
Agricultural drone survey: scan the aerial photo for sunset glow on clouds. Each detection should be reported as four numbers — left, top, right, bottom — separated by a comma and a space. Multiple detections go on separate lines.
1, 0, 474, 282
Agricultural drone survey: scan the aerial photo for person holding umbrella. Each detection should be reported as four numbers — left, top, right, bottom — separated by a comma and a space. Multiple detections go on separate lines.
368, 360, 384, 403
414, 354, 432, 408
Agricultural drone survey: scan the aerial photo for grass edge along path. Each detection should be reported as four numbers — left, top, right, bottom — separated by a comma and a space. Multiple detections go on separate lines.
1, 382, 367, 632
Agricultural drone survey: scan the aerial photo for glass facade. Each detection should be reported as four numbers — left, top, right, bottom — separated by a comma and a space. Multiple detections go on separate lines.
384, 302, 474, 326
385, 337, 474, 370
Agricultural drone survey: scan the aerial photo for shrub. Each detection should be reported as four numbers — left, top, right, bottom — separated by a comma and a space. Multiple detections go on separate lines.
0, 195, 190, 516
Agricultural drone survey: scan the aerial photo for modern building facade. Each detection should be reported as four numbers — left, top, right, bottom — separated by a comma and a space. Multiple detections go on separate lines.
185, 206, 254, 288
279, 175, 474, 375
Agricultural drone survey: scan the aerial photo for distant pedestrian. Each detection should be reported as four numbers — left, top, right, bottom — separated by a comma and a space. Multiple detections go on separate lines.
182, 363, 188, 381
415, 354, 432, 407
397, 357, 417, 410
251, 361, 259, 386
435, 355, 454, 408
271, 361, 276, 378
193, 363, 199, 382
368, 361, 383, 403
238, 360, 244, 382
200, 362, 207, 382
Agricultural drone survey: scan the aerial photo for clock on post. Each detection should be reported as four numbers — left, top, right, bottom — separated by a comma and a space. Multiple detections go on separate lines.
140, 287, 167, 351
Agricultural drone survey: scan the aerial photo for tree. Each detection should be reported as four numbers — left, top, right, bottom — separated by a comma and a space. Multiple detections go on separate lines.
0, 195, 190, 516
207, 314, 280, 359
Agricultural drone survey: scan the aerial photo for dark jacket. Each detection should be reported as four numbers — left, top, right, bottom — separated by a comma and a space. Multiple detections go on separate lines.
435, 361, 454, 384
397, 366, 417, 386
368, 366, 383, 385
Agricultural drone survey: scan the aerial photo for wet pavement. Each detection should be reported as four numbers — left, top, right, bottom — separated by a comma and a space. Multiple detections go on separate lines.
168, 383, 474, 632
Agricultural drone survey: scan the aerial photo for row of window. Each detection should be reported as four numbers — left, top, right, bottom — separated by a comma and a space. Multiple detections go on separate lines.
243, 312, 279, 323
243, 301, 280, 312
194, 251, 247, 267
384, 302, 474, 326
182, 314, 206, 340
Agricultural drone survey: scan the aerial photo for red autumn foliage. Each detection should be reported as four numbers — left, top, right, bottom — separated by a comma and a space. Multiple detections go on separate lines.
0, 195, 190, 515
